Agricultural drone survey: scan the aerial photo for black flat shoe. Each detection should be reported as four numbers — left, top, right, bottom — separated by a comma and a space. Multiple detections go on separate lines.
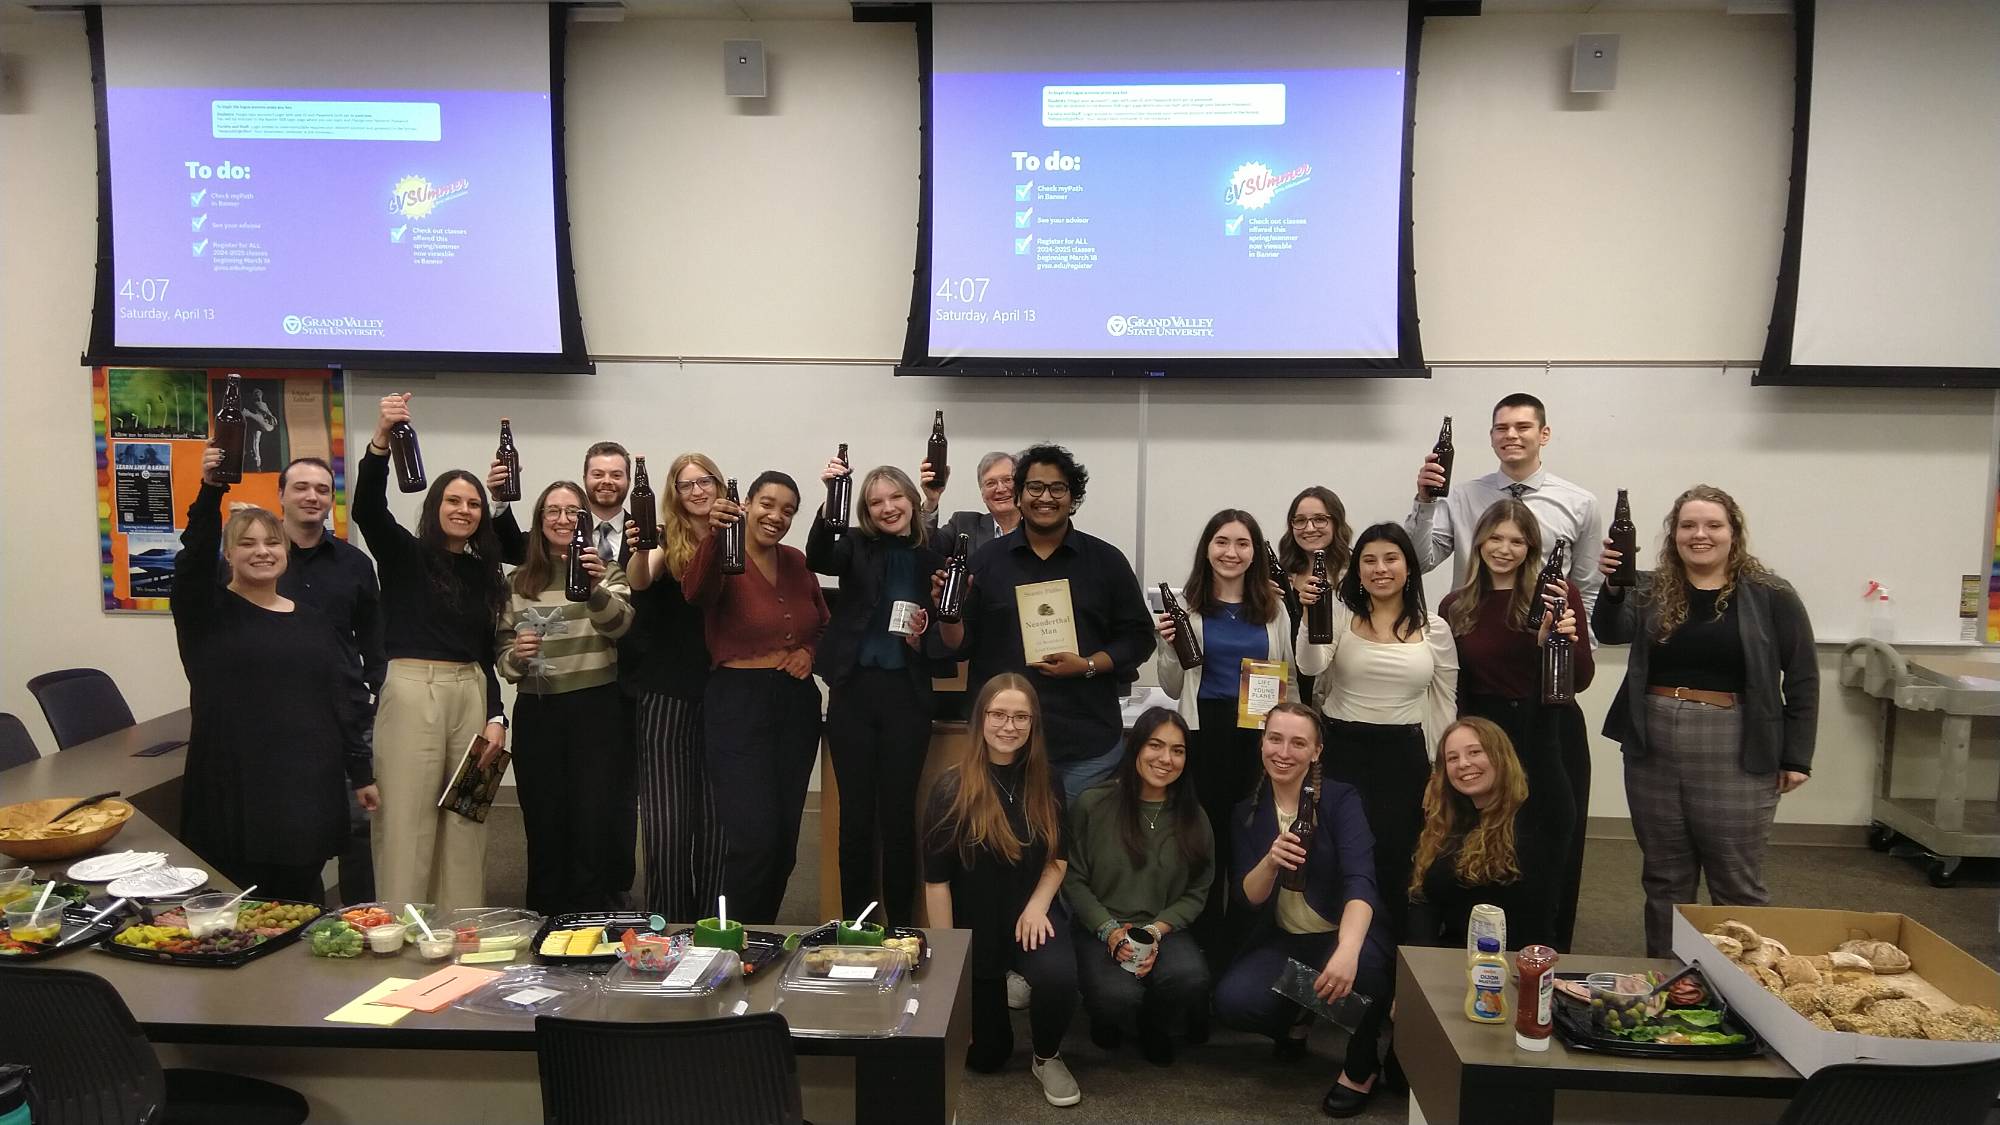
1380, 1049, 1408, 1093
1185, 1014, 1211, 1046
1140, 1028, 1175, 1067
1089, 1021, 1123, 1051
1321, 1080, 1374, 1118
1272, 1034, 1309, 1062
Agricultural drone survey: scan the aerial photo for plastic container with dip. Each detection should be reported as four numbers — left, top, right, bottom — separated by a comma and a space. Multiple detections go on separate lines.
181, 892, 242, 938
0, 869, 33, 910
368, 921, 407, 954
415, 928, 456, 960
4, 902, 63, 943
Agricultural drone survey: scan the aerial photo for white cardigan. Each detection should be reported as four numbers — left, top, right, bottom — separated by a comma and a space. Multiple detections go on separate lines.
1154, 604, 1299, 732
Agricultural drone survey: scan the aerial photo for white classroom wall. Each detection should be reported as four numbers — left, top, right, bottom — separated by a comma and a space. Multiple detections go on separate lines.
3, 9, 1995, 826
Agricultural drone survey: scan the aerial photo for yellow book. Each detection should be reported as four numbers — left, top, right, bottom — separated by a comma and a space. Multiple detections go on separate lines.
1236, 659, 1290, 729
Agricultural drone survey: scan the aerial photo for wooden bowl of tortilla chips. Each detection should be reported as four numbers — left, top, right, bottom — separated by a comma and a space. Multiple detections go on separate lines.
0, 797, 134, 861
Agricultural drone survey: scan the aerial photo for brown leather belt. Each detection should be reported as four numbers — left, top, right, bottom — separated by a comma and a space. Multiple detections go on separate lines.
1648, 685, 1737, 709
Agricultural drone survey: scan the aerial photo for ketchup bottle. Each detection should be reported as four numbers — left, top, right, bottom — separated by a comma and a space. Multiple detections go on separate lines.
1515, 944, 1558, 1051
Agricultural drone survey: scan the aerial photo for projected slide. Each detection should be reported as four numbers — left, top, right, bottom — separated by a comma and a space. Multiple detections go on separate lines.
105, 87, 562, 353
926, 68, 1406, 360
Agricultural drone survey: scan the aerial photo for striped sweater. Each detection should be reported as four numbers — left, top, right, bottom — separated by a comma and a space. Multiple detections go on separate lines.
497, 566, 636, 695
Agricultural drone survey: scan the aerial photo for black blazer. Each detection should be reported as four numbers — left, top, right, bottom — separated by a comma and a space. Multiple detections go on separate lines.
925, 509, 1004, 557
805, 519, 951, 695
1592, 571, 1819, 775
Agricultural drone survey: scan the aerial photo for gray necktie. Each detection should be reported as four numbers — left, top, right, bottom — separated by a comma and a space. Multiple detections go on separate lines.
1506, 483, 1528, 500
597, 522, 617, 560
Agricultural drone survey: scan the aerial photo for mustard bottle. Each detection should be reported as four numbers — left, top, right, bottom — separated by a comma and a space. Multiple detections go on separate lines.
1466, 935, 1508, 1024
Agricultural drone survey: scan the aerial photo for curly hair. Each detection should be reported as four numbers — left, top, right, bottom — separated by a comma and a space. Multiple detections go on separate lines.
1646, 484, 1776, 641
1013, 443, 1089, 510
1409, 718, 1529, 900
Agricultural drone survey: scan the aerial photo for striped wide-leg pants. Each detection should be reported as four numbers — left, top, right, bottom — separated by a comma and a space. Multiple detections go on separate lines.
635, 691, 725, 922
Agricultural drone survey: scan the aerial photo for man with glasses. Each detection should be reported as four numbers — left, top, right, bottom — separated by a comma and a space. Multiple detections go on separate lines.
921, 450, 1022, 555
1404, 392, 1605, 616
934, 444, 1154, 800
490, 441, 635, 568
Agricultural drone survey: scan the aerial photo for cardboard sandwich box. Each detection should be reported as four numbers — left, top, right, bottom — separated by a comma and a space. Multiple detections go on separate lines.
1673, 904, 2000, 1076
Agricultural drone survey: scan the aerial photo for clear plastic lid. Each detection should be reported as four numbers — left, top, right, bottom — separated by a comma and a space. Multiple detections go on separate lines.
781, 945, 913, 995
455, 965, 600, 1018
774, 946, 919, 1038
602, 944, 740, 996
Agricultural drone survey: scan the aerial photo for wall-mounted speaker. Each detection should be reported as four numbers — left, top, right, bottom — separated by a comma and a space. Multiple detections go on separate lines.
725, 40, 767, 99
1571, 33, 1619, 94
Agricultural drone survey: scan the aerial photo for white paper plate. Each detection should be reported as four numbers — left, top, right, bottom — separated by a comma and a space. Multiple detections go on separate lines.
106, 866, 208, 899
68, 851, 169, 883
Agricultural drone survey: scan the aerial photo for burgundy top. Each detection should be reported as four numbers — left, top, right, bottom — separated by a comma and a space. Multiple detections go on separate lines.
1440, 578, 1595, 700
684, 531, 829, 669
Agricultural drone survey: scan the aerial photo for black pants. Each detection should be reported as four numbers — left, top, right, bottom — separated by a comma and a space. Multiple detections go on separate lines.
218, 860, 326, 907
512, 682, 636, 917
1321, 719, 1428, 942
1461, 695, 1587, 953
1072, 921, 1212, 1037
704, 668, 822, 925
1214, 928, 1394, 1085
968, 905, 1080, 1070
637, 691, 726, 922
825, 666, 933, 925
1187, 697, 1261, 967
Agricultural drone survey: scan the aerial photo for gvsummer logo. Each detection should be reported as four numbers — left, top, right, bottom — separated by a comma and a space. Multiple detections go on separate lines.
282, 313, 387, 338
1107, 314, 1215, 339
1223, 161, 1312, 210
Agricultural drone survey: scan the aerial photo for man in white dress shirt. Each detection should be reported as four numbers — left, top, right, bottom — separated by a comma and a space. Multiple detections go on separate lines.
1404, 393, 1605, 616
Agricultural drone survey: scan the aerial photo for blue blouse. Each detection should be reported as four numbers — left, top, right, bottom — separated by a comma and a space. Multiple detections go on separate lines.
1198, 601, 1269, 700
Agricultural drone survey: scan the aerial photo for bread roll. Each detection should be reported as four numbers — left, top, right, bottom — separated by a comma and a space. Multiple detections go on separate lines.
1836, 939, 1912, 974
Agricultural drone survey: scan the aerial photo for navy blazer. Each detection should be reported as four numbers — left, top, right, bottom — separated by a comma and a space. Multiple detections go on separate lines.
1231, 778, 1394, 963
805, 517, 950, 694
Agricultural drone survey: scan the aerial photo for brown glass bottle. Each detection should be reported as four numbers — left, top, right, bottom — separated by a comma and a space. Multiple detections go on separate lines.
720, 478, 746, 575
1264, 542, 1288, 592
1523, 537, 1569, 632
211, 374, 246, 484
1541, 596, 1575, 705
1427, 415, 1455, 500
1608, 488, 1638, 589
492, 419, 522, 503
387, 412, 426, 494
1158, 584, 1204, 669
1279, 780, 1317, 892
927, 411, 950, 490
566, 513, 592, 602
937, 532, 971, 623
631, 456, 659, 551
825, 443, 853, 532
1306, 549, 1335, 645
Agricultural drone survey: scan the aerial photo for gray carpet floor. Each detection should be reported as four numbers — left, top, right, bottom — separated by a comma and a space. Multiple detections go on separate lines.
479, 805, 2000, 1124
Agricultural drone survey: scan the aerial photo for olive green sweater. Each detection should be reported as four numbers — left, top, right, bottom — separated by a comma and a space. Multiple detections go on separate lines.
1062, 783, 1214, 935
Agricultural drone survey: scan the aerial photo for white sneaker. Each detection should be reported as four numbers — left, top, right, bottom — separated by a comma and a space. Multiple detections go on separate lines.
1032, 1055, 1081, 1107
1006, 970, 1031, 1010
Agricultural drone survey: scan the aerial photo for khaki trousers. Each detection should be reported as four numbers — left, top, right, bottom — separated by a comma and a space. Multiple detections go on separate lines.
371, 660, 490, 908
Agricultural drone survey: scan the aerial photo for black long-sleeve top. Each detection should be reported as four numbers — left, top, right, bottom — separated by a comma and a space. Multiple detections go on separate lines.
350, 449, 503, 718
279, 529, 385, 705
954, 523, 1155, 761
1404, 715, 1574, 951
172, 483, 371, 868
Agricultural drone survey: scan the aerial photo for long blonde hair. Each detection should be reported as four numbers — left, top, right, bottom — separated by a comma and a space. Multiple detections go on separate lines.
1410, 718, 1529, 900
928, 674, 1062, 866
1446, 499, 1542, 637
1646, 484, 1777, 641
662, 452, 724, 581
854, 465, 925, 546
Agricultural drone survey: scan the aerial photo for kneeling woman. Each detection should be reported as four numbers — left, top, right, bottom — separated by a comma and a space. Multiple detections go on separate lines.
497, 481, 636, 916
1406, 717, 1574, 951
1063, 707, 1214, 1066
173, 448, 377, 904
1215, 702, 1395, 1120
922, 674, 1081, 1107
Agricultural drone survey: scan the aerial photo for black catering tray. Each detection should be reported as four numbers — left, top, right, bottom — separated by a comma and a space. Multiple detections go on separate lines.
1551, 972, 1763, 1060
94, 899, 325, 968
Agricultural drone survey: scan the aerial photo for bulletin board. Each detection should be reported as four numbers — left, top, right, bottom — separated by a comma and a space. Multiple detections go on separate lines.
93, 367, 349, 613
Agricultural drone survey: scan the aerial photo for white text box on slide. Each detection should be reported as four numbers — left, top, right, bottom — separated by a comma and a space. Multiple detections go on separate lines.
1041, 83, 1287, 128
210, 100, 442, 141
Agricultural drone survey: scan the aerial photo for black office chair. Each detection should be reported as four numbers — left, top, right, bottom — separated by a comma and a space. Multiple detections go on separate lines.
0, 713, 38, 771
536, 1012, 803, 1124
1775, 1056, 2000, 1125
26, 669, 136, 750
0, 965, 307, 1125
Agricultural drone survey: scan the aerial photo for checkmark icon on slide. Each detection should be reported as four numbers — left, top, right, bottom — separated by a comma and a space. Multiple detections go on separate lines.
1014, 235, 1033, 255
1014, 208, 1033, 228
390, 225, 408, 243
1224, 214, 1244, 236
191, 239, 208, 257
1014, 181, 1034, 202
191, 214, 208, 232
190, 188, 207, 206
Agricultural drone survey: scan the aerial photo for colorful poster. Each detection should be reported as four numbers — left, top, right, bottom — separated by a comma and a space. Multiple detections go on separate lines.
92, 367, 348, 613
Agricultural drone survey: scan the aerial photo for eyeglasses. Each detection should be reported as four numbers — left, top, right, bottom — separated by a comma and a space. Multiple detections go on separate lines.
983, 709, 1034, 729
1289, 516, 1332, 530
675, 476, 720, 495
980, 478, 1013, 494
542, 506, 585, 522
1020, 481, 1070, 499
